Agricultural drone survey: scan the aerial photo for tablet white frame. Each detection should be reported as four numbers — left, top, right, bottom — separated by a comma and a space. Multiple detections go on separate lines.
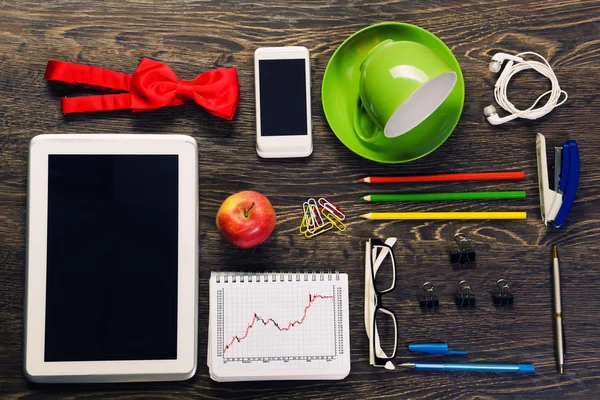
254, 46, 313, 158
25, 134, 198, 383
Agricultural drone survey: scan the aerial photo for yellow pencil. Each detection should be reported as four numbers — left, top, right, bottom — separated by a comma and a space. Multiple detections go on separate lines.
360, 212, 527, 220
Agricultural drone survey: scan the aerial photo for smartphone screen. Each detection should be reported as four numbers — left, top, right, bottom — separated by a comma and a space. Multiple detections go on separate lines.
258, 59, 307, 136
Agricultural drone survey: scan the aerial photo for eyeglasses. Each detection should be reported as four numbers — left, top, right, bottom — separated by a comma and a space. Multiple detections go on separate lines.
364, 238, 398, 368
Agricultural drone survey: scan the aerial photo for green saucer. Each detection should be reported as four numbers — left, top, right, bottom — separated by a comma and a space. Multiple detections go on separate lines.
322, 22, 464, 163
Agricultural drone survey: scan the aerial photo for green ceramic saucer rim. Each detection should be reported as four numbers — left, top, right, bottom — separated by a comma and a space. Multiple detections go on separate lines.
321, 22, 465, 163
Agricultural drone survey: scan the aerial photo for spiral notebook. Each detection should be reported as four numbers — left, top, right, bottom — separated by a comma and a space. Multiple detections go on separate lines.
208, 271, 350, 382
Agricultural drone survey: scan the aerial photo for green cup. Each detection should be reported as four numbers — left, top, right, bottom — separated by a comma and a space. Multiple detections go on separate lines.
354, 40, 458, 143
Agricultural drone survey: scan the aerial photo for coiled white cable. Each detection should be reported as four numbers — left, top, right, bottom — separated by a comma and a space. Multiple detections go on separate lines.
484, 52, 568, 125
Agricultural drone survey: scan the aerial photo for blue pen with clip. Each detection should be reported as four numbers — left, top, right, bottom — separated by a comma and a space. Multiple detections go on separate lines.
401, 362, 535, 373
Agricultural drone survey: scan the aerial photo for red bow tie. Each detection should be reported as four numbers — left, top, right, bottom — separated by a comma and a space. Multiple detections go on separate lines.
44, 58, 239, 120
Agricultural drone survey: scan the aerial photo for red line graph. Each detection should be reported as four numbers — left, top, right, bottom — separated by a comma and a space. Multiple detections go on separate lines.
223, 293, 334, 353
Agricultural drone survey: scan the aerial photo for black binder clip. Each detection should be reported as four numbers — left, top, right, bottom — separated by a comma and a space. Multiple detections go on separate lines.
420, 282, 439, 309
455, 280, 476, 307
450, 233, 476, 267
494, 279, 514, 306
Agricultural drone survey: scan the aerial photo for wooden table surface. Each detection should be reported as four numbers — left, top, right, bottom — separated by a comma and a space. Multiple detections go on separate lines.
2, 0, 600, 398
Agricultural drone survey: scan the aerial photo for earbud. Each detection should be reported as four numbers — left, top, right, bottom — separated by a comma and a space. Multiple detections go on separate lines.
488, 53, 525, 73
483, 105, 519, 125
489, 60, 501, 73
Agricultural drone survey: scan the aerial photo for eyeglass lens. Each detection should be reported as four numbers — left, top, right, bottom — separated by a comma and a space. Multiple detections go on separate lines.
372, 245, 395, 294
374, 307, 397, 359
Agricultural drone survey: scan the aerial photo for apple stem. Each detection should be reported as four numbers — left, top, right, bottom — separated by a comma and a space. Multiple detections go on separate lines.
244, 202, 255, 218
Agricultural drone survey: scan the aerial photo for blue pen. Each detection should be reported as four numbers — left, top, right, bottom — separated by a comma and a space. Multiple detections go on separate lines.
401, 362, 535, 373
408, 343, 468, 355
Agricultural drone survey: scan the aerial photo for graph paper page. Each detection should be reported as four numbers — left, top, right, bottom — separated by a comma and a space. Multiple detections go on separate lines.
209, 272, 350, 381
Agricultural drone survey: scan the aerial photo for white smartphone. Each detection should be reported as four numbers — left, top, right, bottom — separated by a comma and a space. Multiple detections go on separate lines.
254, 46, 312, 158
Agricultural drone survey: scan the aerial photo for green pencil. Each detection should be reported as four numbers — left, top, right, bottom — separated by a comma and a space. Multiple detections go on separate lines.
361, 191, 526, 202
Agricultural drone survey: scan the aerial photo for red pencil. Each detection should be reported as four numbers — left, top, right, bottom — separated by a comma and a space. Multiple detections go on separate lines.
358, 172, 525, 184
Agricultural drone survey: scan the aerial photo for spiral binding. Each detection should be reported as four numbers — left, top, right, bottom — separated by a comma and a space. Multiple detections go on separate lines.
214, 270, 340, 284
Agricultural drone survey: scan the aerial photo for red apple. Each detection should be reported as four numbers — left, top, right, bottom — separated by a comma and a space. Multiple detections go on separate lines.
216, 191, 276, 248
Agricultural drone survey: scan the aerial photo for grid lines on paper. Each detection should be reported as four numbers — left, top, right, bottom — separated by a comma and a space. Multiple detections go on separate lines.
217, 277, 339, 362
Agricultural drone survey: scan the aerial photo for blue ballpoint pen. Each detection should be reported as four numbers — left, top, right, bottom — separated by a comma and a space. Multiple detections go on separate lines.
401, 362, 535, 373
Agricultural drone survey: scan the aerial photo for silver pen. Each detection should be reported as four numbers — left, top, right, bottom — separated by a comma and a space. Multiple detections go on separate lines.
552, 246, 565, 374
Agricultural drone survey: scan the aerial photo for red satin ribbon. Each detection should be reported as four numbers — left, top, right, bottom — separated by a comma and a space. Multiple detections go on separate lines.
44, 58, 239, 120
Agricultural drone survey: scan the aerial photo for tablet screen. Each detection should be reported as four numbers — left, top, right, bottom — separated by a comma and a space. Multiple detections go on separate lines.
44, 155, 179, 362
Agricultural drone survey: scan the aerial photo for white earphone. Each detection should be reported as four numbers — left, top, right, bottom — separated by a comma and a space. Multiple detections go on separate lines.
484, 51, 568, 125
488, 52, 524, 73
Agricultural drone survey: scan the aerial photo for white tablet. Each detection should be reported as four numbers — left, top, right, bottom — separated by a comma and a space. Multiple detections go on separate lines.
25, 134, 198, 383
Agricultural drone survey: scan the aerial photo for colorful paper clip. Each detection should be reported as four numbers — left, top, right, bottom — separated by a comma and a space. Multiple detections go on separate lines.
318, 197, 347, 221
323, 210, 347, 232
302, 201, 323, 234
308, 198, 325, 228
305, 222, 334, 238
301, 202, 313, 233
299, 205, 333, 238
299, 197, 348, 238
299, 204, 310, 235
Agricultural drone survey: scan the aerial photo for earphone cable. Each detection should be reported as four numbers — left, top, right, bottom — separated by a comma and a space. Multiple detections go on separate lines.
493, 52, 567, 121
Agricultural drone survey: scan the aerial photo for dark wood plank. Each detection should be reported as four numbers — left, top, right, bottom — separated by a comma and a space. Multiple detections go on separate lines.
1, 0, 600, 398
